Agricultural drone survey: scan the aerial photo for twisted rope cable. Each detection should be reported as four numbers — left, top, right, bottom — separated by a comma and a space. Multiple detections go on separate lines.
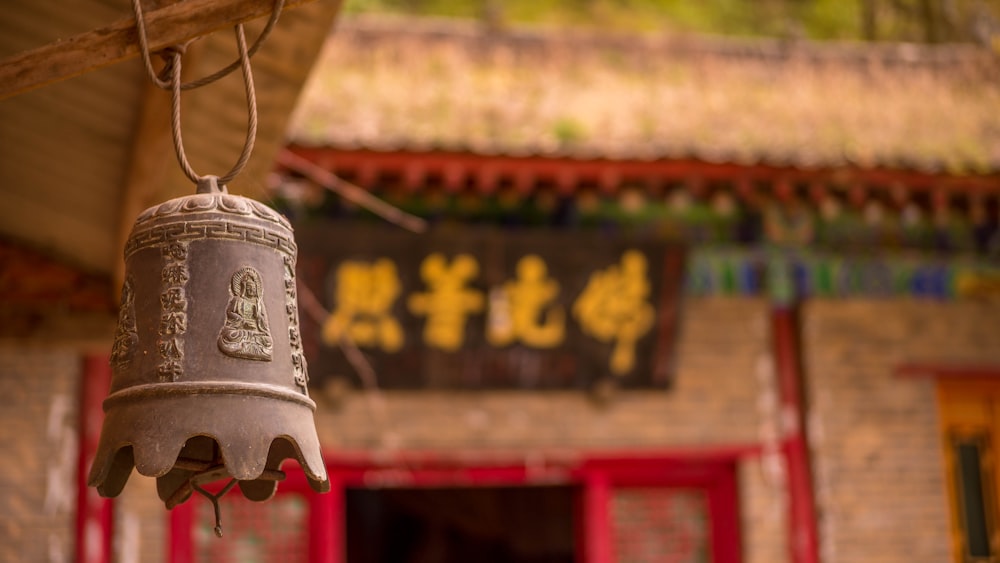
132, 0, 279, 185
132, 0, 284, 90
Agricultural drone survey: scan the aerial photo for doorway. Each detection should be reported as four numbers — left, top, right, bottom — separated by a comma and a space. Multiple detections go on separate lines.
345, 485, 576, 563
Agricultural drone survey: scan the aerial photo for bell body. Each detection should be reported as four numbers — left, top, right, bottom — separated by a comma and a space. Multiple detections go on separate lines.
89, 181, 329, 506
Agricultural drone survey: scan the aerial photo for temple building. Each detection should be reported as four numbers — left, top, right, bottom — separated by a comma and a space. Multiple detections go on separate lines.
4, 10, 1000, 563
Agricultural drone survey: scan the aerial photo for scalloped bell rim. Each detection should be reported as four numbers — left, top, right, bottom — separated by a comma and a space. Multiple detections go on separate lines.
87, 391, 329, 506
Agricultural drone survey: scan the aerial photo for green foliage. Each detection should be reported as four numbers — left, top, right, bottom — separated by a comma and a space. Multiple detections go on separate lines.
342, 0, 1000, 43
552, 117, 586, 145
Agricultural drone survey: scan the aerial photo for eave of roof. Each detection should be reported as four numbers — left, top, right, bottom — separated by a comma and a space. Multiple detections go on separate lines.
0, 0, 341, 275
289, 15, 1000, 176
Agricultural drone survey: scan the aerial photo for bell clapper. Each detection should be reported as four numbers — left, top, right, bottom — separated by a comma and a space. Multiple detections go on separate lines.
186, 468, 287, 537
166, 447, 288, 537
193, 479, 239, 538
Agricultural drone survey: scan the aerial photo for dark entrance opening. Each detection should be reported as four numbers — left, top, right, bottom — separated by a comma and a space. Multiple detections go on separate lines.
345, 485, 577, 563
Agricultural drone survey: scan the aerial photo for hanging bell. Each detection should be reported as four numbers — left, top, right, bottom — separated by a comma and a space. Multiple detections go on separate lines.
88, 176, 329, 508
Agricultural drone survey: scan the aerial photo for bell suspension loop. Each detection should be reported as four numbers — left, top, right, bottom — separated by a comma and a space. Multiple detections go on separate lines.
196, 175, 225, 195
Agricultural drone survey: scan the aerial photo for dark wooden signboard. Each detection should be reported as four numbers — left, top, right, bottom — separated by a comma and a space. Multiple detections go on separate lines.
296, 223, 685, 390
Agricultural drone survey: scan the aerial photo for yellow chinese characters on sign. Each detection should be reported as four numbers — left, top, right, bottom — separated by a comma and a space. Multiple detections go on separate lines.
408, 253, 485, 351
572, 250, 655, 376
302, 225, 682, 389
487, 254, 565, 348
322, 259, 404, 352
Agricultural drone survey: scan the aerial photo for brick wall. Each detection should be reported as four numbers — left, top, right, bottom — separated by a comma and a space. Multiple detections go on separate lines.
803, 300, 1000, 563
0, 346, 171, 563
116, 477, 167, 563
314, 297, 769, 452
740, 457, 787, 563
0, 347, 80, 563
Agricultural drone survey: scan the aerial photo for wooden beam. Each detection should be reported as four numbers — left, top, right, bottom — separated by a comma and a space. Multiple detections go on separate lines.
278, 150, 428, 233
0, 0, 320, 100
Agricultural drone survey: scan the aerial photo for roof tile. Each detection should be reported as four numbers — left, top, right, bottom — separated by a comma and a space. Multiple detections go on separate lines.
290, 16, 1000, 174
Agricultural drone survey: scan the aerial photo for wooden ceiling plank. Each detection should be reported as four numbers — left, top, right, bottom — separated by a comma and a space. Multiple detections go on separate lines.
0, 154, 122, 226
0, 0, 321, 100
4, 92, 139, 148
0, 187, 114, 274
0, 105, 133, 173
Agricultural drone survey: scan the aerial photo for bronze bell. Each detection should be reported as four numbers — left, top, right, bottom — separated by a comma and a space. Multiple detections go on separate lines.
88, 177, 329, 509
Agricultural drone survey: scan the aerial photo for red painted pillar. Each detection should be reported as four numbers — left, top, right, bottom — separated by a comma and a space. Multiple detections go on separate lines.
707, 463, 743, 563
168, 502, 194, 563
311, 476, 341, 563
76, 355, 114, 563
581, 470, 613, 563
772, 308, 820, 563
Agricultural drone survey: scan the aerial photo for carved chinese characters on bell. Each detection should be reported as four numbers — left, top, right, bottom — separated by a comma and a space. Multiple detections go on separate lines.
110, 276, 138, 368
157, 242, 189, 382
162, 264, 189, 285
283, 255, 309, 394
218, 266, 273, 361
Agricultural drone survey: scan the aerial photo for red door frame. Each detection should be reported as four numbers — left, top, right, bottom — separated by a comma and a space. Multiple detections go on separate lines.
77, 355, 114, 563
169, 447, 750, 563
579, 455, 743, 563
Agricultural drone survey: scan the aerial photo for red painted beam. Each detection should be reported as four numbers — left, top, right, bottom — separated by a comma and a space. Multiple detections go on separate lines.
772, 308, 820, 563
323, 443, 761, 472
76, 356, 114, 563
285, 146, 1000, 194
